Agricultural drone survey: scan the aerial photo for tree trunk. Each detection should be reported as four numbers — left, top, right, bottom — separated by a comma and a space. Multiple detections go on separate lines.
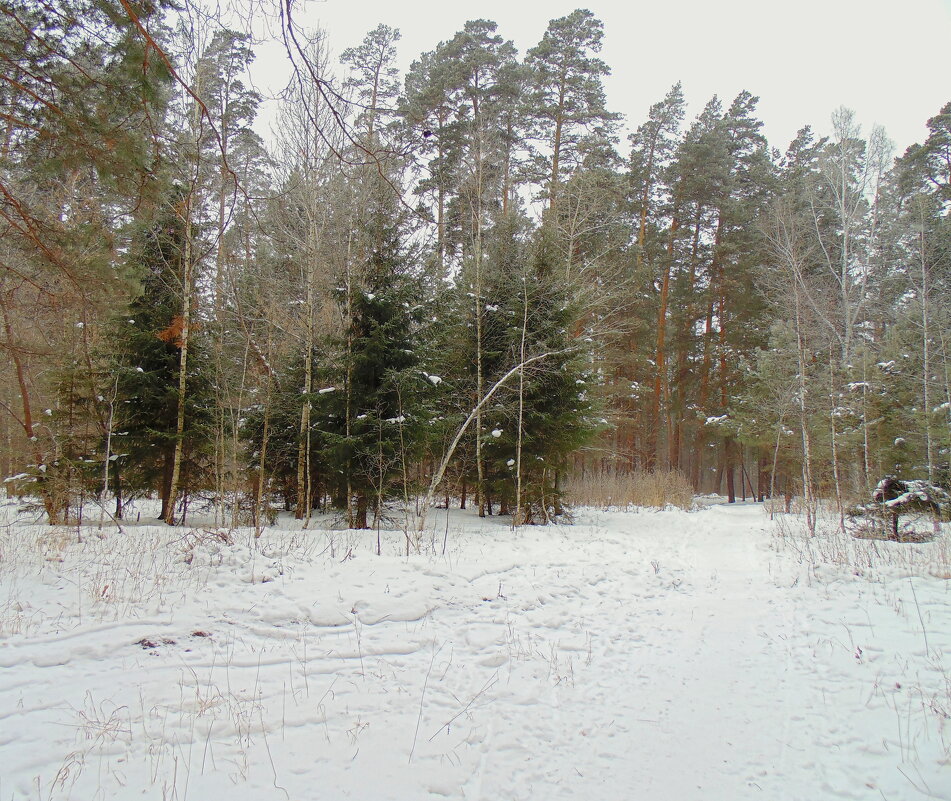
725, 439, 736, 503
0, 290, 62, 523
693, 290, 716, 491
794, 288, 816, 535
354, 491, 368, 530
649, 206, 681, 471
295, 229, 318, 520
548, 88, 565, 213
670, 206, 701, 473
918, 218, 935, 482
828, 342, 845, 531
254, 386, 271, 536
635, 137, 659, 272
514, 277, 528, 526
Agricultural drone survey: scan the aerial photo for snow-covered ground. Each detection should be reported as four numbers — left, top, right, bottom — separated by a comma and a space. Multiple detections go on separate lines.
1, 500, 950, 800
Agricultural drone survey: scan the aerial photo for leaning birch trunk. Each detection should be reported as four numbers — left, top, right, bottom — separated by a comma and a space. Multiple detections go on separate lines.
255, 337, 275, 535
164, 74, 205, 527
213, 151, 229, 528
475, 268, 485, 516
164, 287, 191, 524
418, 351, 561, 534
226, 342, 250, 529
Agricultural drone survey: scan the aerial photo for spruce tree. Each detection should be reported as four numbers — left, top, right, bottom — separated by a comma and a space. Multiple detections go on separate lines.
317, 179, 430, 529
468, 220, 599, 521
109, 192, 214, 520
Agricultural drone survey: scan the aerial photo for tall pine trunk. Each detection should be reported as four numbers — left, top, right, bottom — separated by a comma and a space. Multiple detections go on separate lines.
670, 210, 704, 472
649, 206, 681, 471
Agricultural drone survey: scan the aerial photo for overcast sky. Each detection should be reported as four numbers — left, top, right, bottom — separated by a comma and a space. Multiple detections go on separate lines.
258, 0, 951, 155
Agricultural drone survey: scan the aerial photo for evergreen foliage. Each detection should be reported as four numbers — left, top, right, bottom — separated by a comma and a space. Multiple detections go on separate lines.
108, 193, 214, 519
1, 8, 949, 528
317, 186, 431, 528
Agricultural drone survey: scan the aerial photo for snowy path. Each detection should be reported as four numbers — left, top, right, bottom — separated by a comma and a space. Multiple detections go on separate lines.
1, 503, 950, 800
580, 504, 795, 797
464, 503, 804, 800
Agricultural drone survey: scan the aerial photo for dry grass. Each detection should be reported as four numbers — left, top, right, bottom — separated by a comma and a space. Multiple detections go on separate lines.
563, 469, 694, 511
771, 505, 951, 578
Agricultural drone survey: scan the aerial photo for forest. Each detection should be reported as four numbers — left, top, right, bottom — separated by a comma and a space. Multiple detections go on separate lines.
2, 0, 949, 531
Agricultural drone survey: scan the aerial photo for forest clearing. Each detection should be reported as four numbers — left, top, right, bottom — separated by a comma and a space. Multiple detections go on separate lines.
2, 0, 951, 797
1, 500, 950, 800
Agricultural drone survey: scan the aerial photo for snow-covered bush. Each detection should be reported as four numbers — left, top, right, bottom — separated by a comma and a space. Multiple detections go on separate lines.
850, 476, 950, 541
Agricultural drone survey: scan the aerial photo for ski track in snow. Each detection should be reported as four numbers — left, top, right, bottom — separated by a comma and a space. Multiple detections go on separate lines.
1, 502, 950, 800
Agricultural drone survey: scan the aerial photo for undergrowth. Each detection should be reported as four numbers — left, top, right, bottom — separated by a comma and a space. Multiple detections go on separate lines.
563, 469, 694, 511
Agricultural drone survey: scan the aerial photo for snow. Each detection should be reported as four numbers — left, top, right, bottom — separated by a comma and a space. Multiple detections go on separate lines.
317, 387, 336, 395
1, 502, 950, 800
874, 478, 949, 510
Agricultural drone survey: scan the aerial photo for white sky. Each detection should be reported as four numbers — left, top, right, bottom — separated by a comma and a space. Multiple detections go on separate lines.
255, 0, 951, 155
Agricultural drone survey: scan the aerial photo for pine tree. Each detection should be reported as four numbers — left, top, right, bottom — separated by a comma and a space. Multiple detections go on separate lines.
0, 0, 172, 521
203, 31, 272, 525
341, 24, 402, 143
524, 9, 619, 212
893, 102, 951, 484
629, 83, 686, 273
